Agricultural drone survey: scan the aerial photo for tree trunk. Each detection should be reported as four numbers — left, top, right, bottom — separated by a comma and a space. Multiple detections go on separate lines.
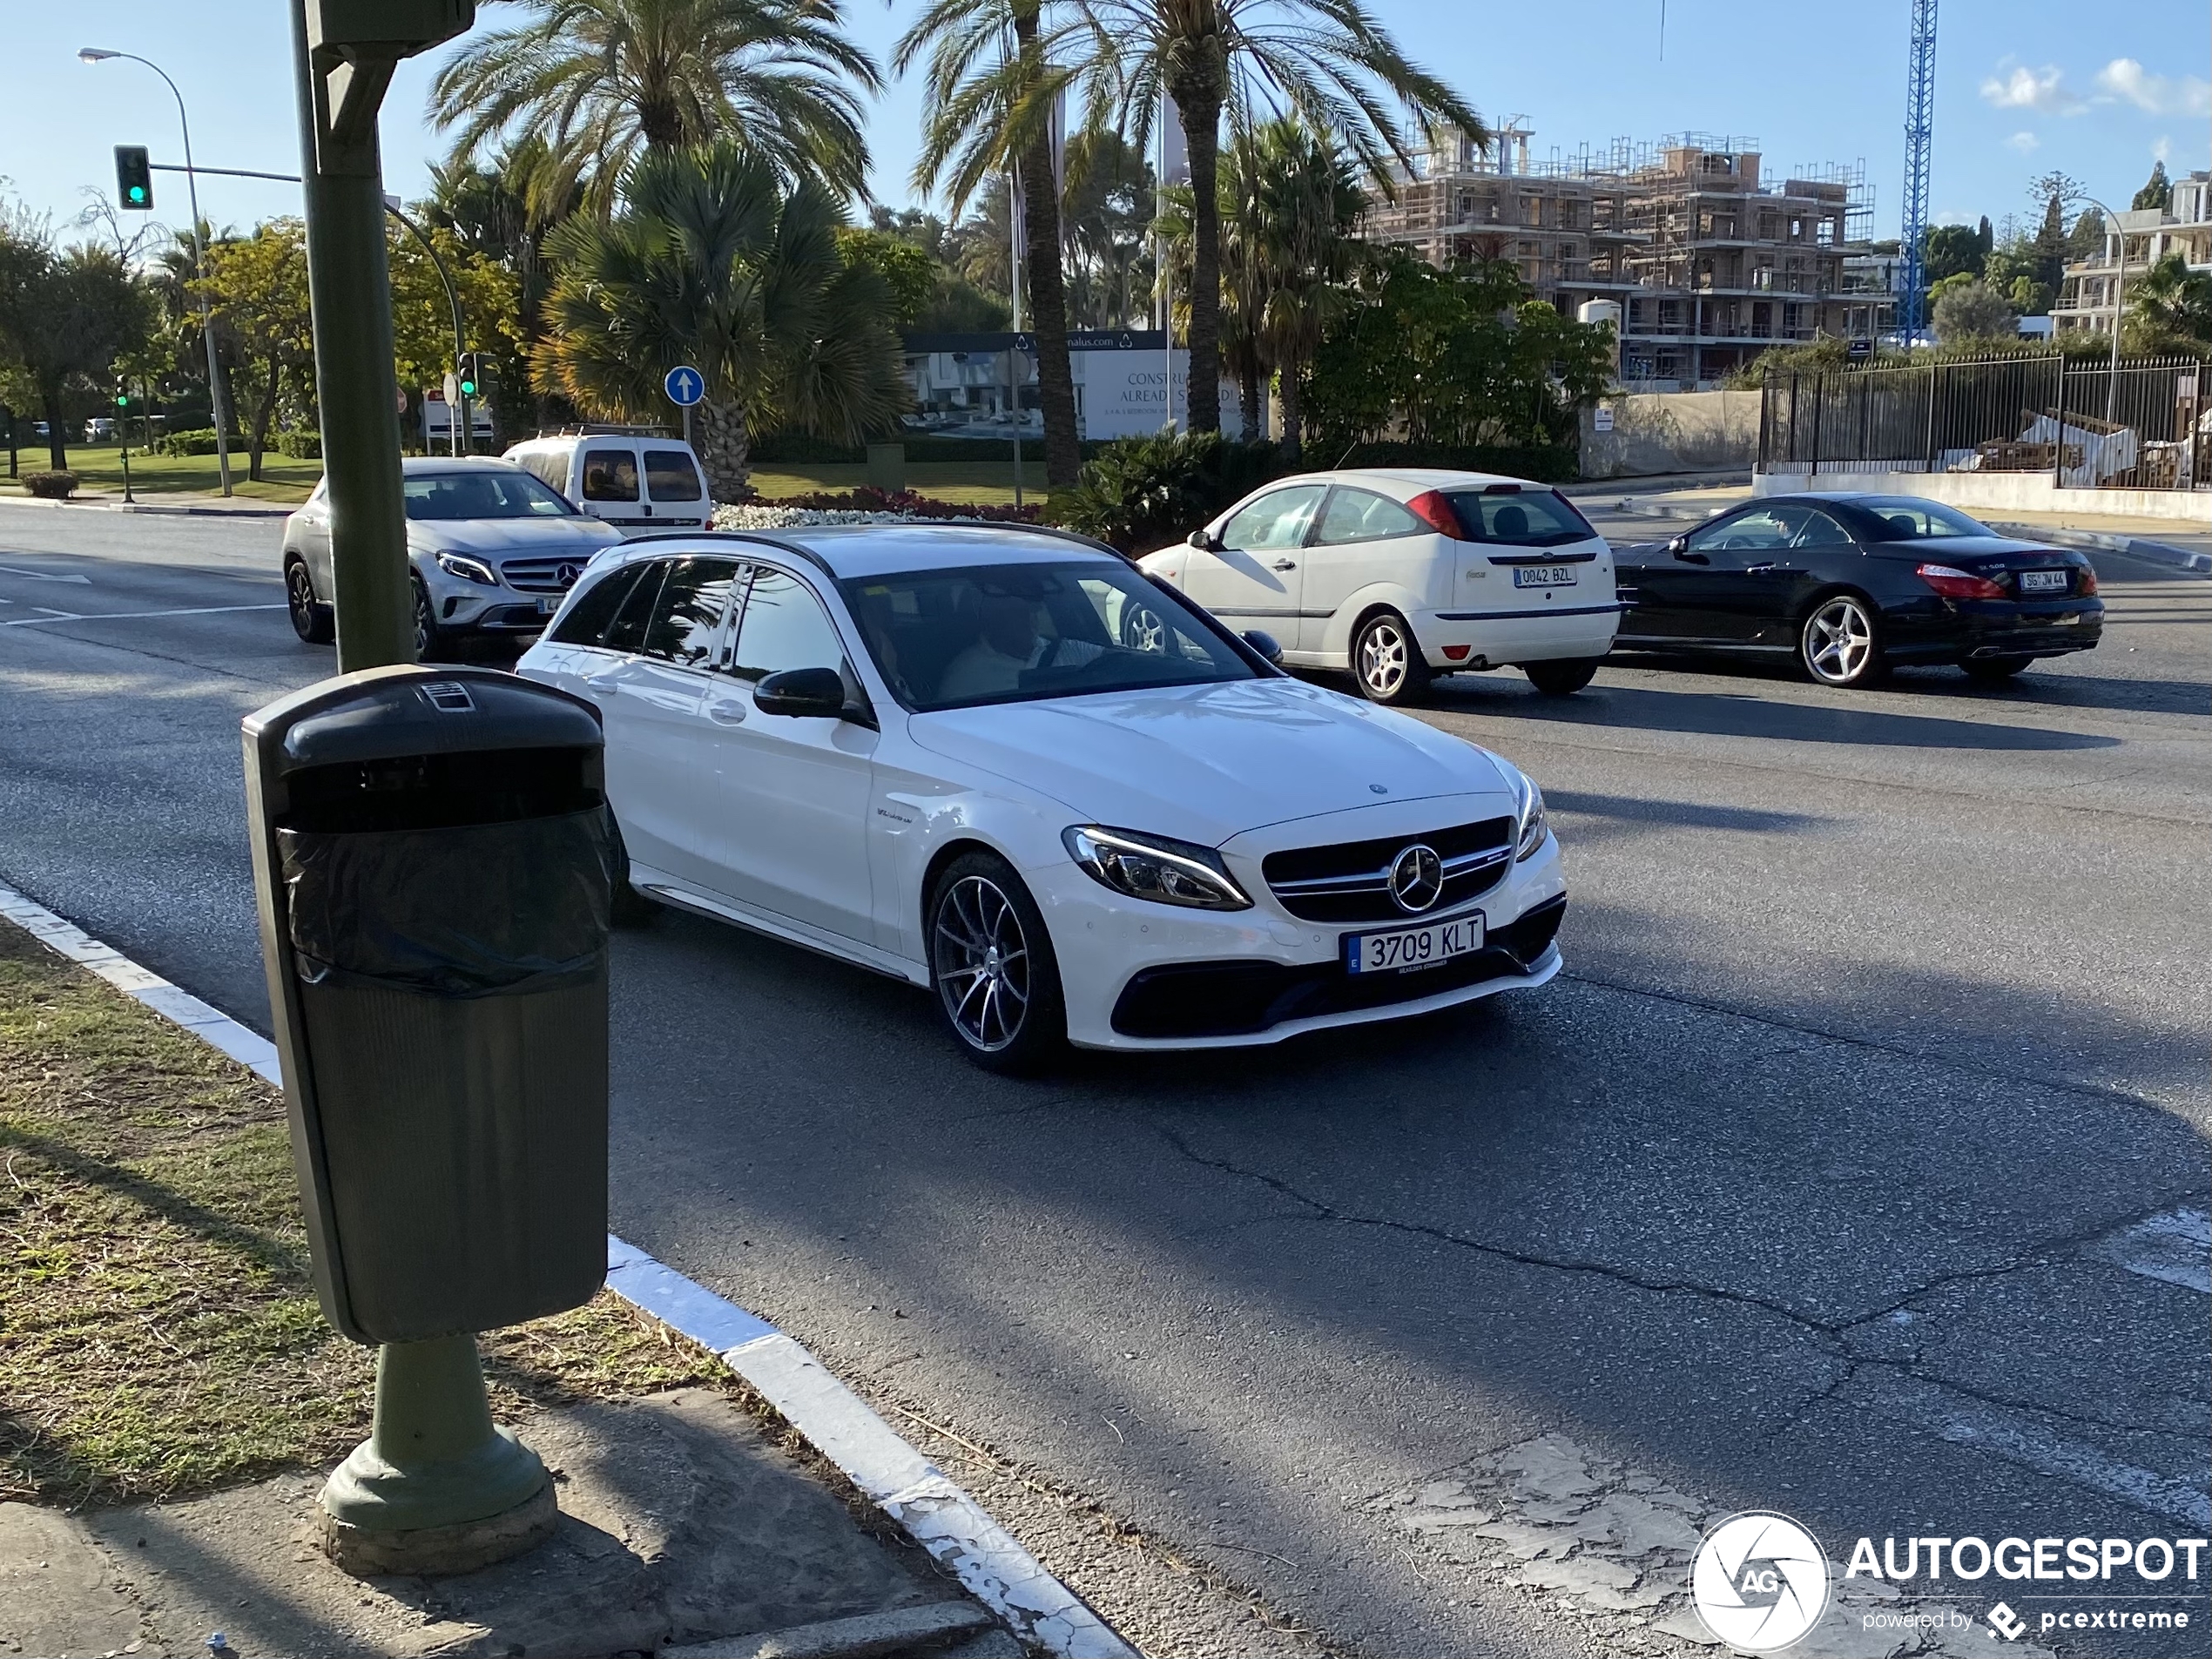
1280, 361, 1304, 461
694, 396, 751, 503
1170, 81, 1224, 435
1240, 364, 1261, 442
248, 357, 280, 483
1014, 11, 1081, 487
40, 384, 68, 472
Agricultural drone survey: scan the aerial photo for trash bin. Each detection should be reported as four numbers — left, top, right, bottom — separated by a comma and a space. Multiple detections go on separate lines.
243, 666, 611, 1345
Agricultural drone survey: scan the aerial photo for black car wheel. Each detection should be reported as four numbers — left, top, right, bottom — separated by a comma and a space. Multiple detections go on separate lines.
1798, 594, 1886, 687
1962, 653, 2033, 681
1524, 658, 1600, 697
1352, 610, 1431, 705
285, 558, 334, 644
605, 815, 661, 928
928, 852, 1065, 1073
411, 577, 446, 663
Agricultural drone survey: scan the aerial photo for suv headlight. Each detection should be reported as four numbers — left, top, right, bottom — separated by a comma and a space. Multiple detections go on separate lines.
434, 551, 499, 585
1513, 773, 1548, 860
1063, 826, 1251, 911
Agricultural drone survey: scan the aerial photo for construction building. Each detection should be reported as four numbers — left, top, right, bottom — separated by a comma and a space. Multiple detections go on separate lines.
2052, 171, 2212, 340
1359, 128, 1893, 387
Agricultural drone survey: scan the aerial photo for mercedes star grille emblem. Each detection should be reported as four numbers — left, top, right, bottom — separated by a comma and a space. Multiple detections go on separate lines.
1387, 844, 1444, 913
557, 563, 582, 586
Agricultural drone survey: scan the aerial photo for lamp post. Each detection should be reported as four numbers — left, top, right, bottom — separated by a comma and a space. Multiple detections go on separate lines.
78, 48, 236, 498
2077, 195, 2128, 431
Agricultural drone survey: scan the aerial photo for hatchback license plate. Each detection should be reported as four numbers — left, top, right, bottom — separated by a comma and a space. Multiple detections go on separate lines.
2019, 570, 2067, 593
1345, 914, 1486, 975
1514, 565, 1578, 589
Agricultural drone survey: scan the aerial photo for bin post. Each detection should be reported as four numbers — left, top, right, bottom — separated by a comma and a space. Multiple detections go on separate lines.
281, 2, 551, 1578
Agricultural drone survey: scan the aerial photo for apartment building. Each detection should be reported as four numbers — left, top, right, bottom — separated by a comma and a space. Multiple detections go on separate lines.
2052, 171, 2212, 338
1361, 131, 1891, 387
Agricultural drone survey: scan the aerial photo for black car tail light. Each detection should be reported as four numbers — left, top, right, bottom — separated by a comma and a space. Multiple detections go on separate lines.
2079, 565, 2099, 596
1916, 563, 2007, 601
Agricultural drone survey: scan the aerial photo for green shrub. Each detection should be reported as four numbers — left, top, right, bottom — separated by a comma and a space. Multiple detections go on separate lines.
1328, 440, 1579, 483
275, 429, 322, 460
22, 471, 78, 500
1057, 431, 1290, 552
159, 428, 241, 456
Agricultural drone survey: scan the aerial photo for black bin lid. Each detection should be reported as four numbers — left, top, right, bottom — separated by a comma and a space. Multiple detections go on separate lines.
249, 667, 603, 777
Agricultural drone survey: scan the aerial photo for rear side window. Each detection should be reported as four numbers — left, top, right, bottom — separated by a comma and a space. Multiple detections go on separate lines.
644, 449, 705, 502
640, 558, 743, 667
1442, 488, 1595, 548
1312, 489, 1425, 545
604, 561, 670, 654
581, 448, 640, 502
550, 563, 644, 645
727, 568, 846, 683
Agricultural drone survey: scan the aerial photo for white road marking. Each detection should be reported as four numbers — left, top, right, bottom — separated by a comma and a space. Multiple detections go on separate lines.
1, 603, 287, 627
2088, 1207, 2212, 1295
0, 563, 91, 583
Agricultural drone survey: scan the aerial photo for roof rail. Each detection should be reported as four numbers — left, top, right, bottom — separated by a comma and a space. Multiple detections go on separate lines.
529, 423, 676, 439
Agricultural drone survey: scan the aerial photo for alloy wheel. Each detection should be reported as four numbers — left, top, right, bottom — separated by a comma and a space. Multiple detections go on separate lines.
287, 563, 318, 640
1802, 597, 1877, 685
412, 582, 436, 662
932, 874, 1032, 1053
1120, 600, 1170, 654
1359, 618, 1409, 699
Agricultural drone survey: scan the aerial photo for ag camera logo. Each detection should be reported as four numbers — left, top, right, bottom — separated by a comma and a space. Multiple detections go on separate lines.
1692, 1512, 1832, 1651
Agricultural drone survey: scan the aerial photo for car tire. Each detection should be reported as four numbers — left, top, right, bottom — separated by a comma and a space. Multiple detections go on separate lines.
1961, 653, 2032, 681
285, 557, 334, 644
411, 576, 447, 663
927, 851, 1066, 1074
1797, 593, 1887, 687
1352, 610, 1431, 705
604, 815, 661, 928
1524, 658, 1600, 697
1118, 593, 1173, 654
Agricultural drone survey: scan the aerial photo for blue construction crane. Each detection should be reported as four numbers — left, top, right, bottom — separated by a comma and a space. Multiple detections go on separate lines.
1897, 0, 1938, 342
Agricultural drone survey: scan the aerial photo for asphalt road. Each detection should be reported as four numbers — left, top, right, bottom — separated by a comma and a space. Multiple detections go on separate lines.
1, 498, 2206, 1658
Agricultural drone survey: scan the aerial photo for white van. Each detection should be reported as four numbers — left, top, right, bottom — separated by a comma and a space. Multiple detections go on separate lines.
503, 429, 714, 530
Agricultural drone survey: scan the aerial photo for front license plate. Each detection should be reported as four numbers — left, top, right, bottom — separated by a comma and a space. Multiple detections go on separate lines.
537, 596, 560, 615
1345, 914, 1486, 975
1514, 565, 1579, 589
2018, 570, 2067, 593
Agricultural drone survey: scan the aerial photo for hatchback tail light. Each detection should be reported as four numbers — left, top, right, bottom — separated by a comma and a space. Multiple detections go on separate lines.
1916, 562, 2006, 601
1406, 490, 1466, 538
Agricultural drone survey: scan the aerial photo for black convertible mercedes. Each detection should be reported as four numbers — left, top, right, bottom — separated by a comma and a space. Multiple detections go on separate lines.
1613, 493, 2103, 688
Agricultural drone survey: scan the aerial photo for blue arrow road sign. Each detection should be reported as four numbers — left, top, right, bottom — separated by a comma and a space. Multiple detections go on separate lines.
664, 365, 705, 407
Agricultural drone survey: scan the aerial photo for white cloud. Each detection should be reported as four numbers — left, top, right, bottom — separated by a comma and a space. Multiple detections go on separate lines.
2095, 58, 2212, 117
2153, 135, 2173, 161
1980, 61, 2080, 112
2006, 131, 2041, 154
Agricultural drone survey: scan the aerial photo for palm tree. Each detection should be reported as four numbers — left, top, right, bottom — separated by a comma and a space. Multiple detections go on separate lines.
1061, 128, 1154, 327
428, 0, 883, 219
1073, 0, 1483, 432
2124, 253, 2212, 355
896, 0, 1086, 484
533, 140, 910, 497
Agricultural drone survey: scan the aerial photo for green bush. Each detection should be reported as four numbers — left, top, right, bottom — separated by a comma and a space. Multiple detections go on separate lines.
275, 429, 322, 460
1056, 431, 1290, 552
158, 428, 244, 457
22, 471, 78, 500
1328, 440, 1579, 483
749, 430, 1119, 465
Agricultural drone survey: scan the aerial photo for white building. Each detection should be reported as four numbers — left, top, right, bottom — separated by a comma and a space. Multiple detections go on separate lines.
2053, 172, 2212, 340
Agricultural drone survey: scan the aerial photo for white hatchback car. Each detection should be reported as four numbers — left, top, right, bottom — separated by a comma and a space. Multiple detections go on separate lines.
1138, 469, 1621, 703
516, 523, 1567, 1069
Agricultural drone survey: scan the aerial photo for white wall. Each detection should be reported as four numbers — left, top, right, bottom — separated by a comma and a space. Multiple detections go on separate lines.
1752, 467, 2212, 523
1581, 391, 1763, 479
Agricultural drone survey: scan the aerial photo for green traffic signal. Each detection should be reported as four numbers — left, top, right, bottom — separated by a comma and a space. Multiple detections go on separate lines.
114, 145, 152, 212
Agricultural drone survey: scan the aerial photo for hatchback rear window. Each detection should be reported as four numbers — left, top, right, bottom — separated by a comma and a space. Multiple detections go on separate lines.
1441, 488, 1595, 548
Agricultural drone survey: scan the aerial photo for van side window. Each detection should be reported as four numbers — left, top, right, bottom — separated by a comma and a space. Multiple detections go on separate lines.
550, 563, 645, 646
582, 448, 640, 502
644, 449, 705, 502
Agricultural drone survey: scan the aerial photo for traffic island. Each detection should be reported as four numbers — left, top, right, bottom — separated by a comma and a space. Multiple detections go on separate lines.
0, 916, 1011, 1657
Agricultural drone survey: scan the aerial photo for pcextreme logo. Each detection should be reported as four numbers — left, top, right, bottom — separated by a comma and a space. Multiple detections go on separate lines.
1691, 1512, 1832, 1652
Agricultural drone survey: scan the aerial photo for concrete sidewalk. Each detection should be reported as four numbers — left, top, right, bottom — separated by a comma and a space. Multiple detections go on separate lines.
0, 487, 296, 518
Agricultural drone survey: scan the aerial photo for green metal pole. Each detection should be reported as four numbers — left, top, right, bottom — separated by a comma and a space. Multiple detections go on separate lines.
287, 0, 548, 1572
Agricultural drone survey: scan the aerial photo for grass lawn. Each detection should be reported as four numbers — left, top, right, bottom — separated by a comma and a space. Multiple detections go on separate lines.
1, 444, 322, 505
748, 459, 1062, 509
0, 920, 733, 1509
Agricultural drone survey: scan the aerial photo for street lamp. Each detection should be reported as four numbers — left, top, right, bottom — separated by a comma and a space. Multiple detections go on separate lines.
2075, 195, 2128, 432
78, 47, 237, 498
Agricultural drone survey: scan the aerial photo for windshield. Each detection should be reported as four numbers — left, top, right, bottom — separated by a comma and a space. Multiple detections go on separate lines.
1851, 498, 1991, 540
841, 560, 1261, 712
402, 470, 577, 521
1440, 487, 1595, 548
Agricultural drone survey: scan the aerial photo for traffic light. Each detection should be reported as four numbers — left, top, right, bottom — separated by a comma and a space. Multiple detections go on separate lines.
115, 146, 152, 212
115, 379, 130, 410
456, 352, 488, 400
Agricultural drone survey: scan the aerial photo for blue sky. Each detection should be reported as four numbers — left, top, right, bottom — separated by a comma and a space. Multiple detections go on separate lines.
3, 0, 2204, 246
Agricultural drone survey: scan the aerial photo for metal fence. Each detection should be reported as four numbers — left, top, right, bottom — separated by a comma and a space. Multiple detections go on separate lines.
1757, 353, 2210, 490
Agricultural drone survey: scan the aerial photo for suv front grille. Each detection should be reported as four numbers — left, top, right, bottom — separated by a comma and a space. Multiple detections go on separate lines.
1261, 816, 1514, 923
500, 556, 590, 595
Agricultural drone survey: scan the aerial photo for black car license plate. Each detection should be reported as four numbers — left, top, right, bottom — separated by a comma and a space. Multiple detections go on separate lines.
2019, 570, 2068, 594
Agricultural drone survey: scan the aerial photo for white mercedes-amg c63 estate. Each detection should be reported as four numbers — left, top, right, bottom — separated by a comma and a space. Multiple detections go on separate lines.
517, 523, 1566, 1069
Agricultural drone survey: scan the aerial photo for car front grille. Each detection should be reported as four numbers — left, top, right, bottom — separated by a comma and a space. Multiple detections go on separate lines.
499, 556, 590, 595
1261, 816, 1514, 923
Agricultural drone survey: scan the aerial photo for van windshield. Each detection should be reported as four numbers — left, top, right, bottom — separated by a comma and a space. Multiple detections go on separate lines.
402, 471, 577, 520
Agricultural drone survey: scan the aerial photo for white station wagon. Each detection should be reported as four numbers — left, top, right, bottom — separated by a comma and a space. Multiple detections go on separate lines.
1138, 469, 1621, 704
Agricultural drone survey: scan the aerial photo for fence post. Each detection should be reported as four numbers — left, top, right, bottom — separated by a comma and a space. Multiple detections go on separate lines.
1757, 376, 1770, 472
1924, 364, 1939, 474
2051, 355, 2067, 491
1810, 375, 1824, 480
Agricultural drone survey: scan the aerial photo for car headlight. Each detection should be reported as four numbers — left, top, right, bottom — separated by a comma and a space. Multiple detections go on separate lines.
1513, 773, 1548, 860
434, 551, 499, 586
1062, 826, 1252, 911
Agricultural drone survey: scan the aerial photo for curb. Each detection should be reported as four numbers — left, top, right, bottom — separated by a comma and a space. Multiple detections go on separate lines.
1987, 521, 2212, 577
0, 877, 1136, 1659
1609, 496, 1735, 524
0, 493, 296, 518
1559, 469, 1750, 497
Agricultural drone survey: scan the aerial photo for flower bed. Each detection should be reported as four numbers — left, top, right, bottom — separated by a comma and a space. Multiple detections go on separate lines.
711, 486, 1043, 533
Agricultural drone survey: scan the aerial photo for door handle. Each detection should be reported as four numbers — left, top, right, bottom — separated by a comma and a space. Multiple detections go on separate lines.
1745, 563, 1777, 574
1271, 559, 1298, 572
705, 700, 747, 725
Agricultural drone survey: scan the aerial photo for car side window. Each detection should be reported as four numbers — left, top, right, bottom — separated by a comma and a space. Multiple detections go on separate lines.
1312, 488, 1425, 546
581, 448, 640, 502
550, 563, 646, 646
1791, 509, 1852, 548
1219, 484, 1326, 552
1688, 509, 1792, 552
644, 449, 705, 502
640, 558, 743, 668
603, 560, 669, 655
727, 567, 846, 683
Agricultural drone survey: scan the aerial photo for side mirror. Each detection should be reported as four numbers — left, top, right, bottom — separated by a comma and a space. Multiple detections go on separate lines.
1669, 537, 1709, 565
1665, 535, 1687, 554
1242, 629, 1284, 665
753, 665, 847, 718
1188, 528, 1221, 552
